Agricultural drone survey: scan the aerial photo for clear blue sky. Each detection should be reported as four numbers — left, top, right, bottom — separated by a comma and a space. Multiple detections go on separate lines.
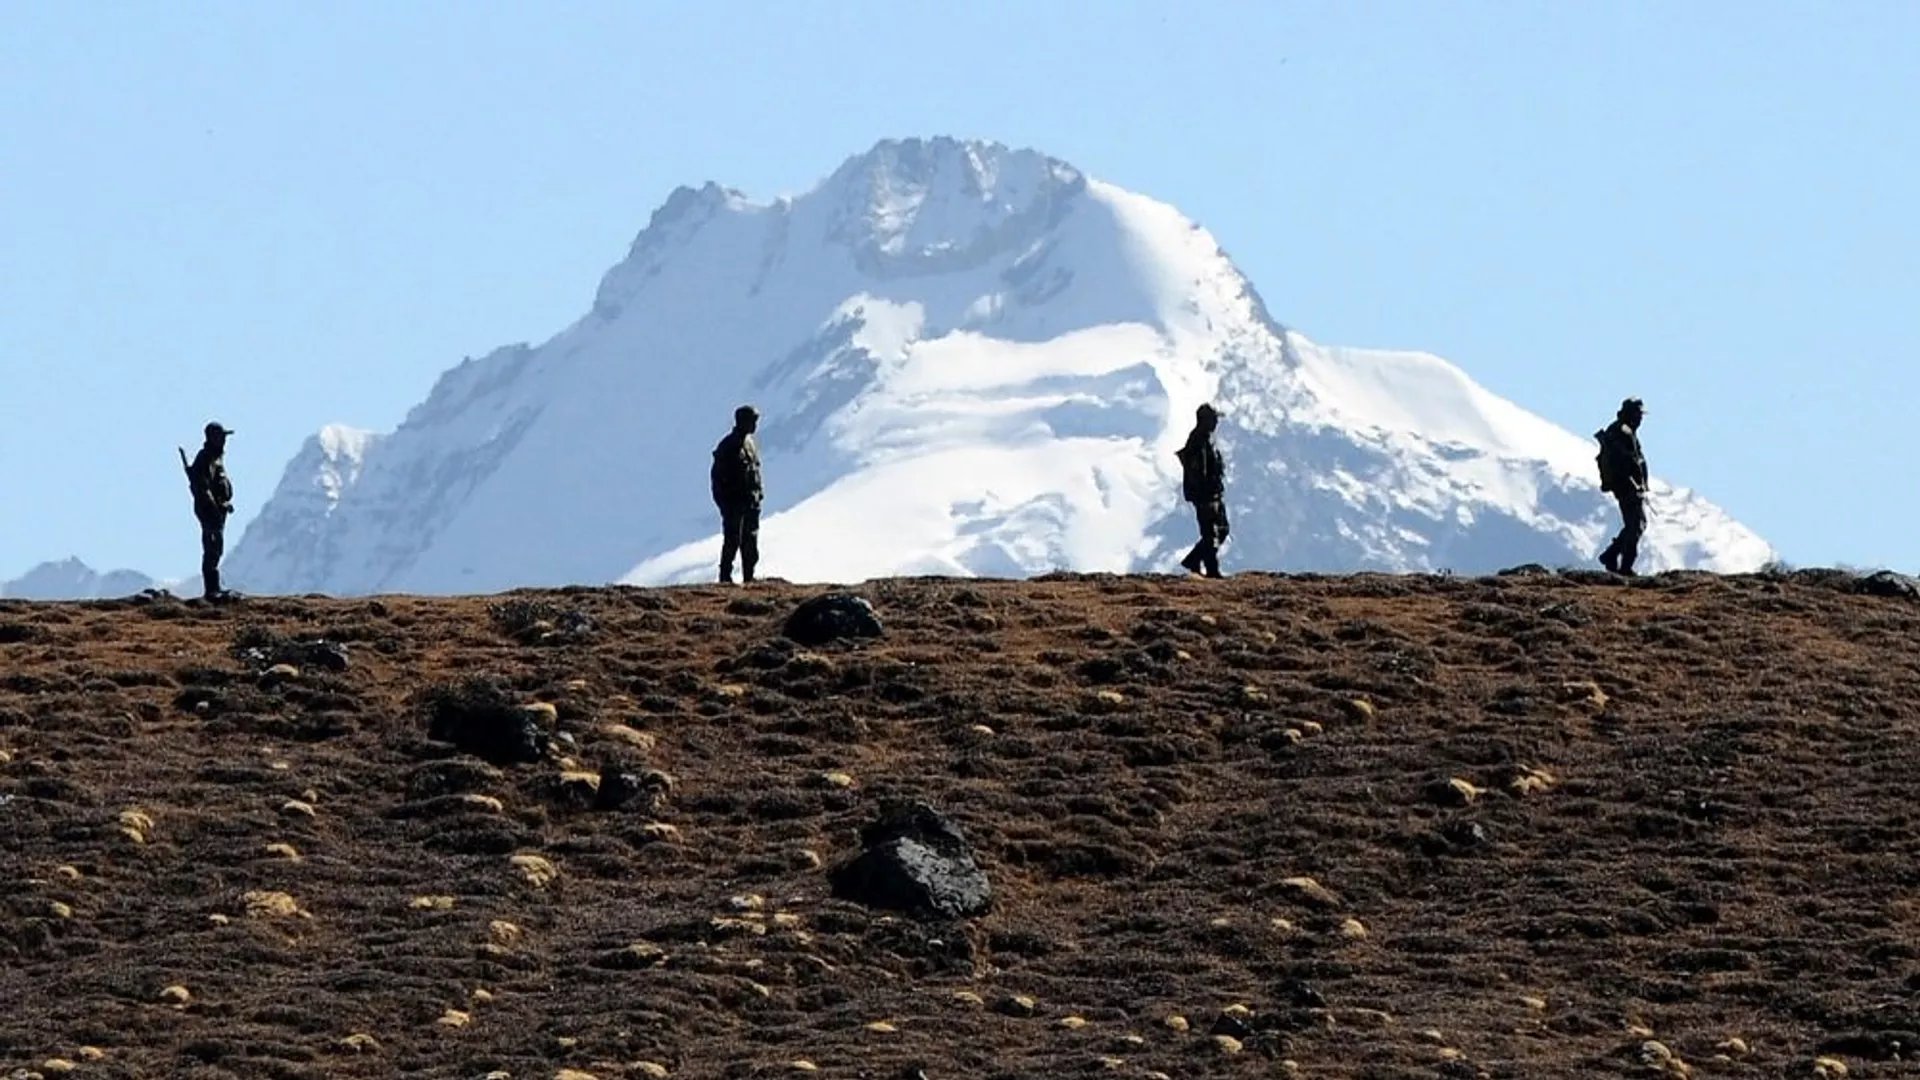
3, 1, 1916, 581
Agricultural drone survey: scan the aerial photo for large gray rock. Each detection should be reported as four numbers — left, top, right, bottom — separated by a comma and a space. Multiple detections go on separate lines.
830, 801, 991, 919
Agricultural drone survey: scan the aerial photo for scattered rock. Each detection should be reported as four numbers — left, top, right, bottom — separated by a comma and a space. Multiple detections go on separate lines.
829, 800, 992, 919
633, 1064, 670, 1079
437, 1008, 470, 1028
783, 593, 885, 646
243, 890, 307, 919
340, 1034, 380, 1053
1856, 570, 1920, 600
994, 994, 1038, 1018
1277, 876, 1341, 910
510, 853, 558, 888
159, 985, 191, 1005
1425, 777, 1482, 807
1212, 1035, 1244, 1054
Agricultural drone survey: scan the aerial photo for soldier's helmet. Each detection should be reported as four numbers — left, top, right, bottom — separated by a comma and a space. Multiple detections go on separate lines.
1619, 397, 1644, 417
205, 421, 235, 440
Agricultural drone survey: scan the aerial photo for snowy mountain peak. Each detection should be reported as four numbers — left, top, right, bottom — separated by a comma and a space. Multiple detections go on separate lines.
220, 137, 1773, 597
1, 557, 155, 600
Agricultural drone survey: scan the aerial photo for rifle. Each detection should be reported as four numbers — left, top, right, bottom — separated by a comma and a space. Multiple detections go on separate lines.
177, 447, 192, 485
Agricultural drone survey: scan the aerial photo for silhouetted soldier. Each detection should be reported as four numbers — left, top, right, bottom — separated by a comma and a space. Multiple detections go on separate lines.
1595, 397, 1649, 575
183, 421, 236, 601
1176, 403, 1228, 579
710, 404, 763, 584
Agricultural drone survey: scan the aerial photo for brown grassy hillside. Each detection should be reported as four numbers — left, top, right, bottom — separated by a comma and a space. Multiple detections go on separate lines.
4, 570, 1920, 1080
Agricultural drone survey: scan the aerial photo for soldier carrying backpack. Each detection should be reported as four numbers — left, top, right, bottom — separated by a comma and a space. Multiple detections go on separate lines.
1176, 403, 1229, 579
1593, 397, 1649, 576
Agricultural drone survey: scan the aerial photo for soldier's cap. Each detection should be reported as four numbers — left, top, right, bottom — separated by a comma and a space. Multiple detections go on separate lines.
205, 421, 235, 438
734, 404, 758, 421
1196, 403, 1217, 418
1619, 397, 1645, 414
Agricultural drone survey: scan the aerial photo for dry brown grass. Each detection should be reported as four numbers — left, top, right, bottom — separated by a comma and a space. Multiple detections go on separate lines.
3, 570, 1920, 1077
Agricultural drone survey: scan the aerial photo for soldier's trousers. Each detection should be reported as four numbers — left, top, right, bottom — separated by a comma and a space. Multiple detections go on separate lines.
719, 503, 760, 583
1181, 497, 1228, 579
196, 509, 227, 598
1601, 490, 1645, 574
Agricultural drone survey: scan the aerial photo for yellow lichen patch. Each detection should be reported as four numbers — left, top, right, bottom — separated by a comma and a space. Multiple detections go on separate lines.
1278, 876, 1341, 909
1813, 1058, 1848, 1078
1510, 766, 1558, 796
1343, 698, 1377, 721
119, 809, 154, 843
471, 988, 496, 1004
1098, 1056, 1125, 1070
1057, 1016, 1088, 1030
521, 701, 560, 723
640, 822, 681, 842
555, 1070, 598, 1080
437, 1009, 471, 1028
952, 991, 985, 1006
600, 723, 656, 751
818, 771, 856, 789
488, 920, 524, 945
1269, 916, 1296, 933
558, 769, 602, 791
1221, 1004, 1253, 1020
265, 842, 301, 861
208, 913, 231, 926
54, 865, 82, 881
40, 1059, 76, 1074
459, 793, 505, 813
0, 749, 11, 763
1213, 1035, 1244, 1054
265, 663, 301, 680
1560, 680, 1610, 711
1418, 1029, 1447, 1044
965, 723, 996, 738
411, 895, 457, 911
244, 890, 308, 919
1240, 684, 1268, 704
634, 1064, 670, 1079
159, 985, 192, 1005
1445, 777, 1483, 803
1281, 728, 1303, 744
712, 684, 750, 700
340, 1033, 380, 1053
1092, 689, 1127, 707
76, 1047, 106, 1061
1716, 1037, 1749, 1057
1163, 1015, 1189, 1033
710, 916, 767, 937
48, 900, 73, 919
1438, 1047, 1464, 1060
772, 912, 803, 928
789, 1062, 820, 1073
510, 853, 558, 888
865, 1021, 898, 1033
1339, 917, 1369, 939
280, 799, 317, 818
1300, 720, 1324, 735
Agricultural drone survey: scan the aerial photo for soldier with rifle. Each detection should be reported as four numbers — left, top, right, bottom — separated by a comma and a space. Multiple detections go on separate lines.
181, 421, 236, 602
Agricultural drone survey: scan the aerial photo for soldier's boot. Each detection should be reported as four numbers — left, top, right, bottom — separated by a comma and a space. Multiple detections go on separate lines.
718, 565, 734, 584
1599, 544, 1620, 574
203, 567, 222, 601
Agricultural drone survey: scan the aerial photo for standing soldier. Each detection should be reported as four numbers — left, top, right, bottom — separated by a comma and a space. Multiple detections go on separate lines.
710, 404, 763, 585
1594, 397, 1649, 576
1176, 402, 1229, 579
182, 421, 236, 602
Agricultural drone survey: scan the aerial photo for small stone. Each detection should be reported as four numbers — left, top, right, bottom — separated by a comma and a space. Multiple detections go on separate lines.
1339, 917, 1368, 939
640, 821, 681, 842
510, 853, 558, 887
471, 988, 495, 1004
952, 991, 984, 1006
75, 1048, 105, 1062
460, 793, 506, 813
1813, 1058, 1848, 1078
159, 985, 191, 1005
865, 1021, 897, 1033
54, 865, 81, 881
788, 1062, 819, 1073
265, 663, 301, 680
1213, 1035, 1244, 1054
966, 723, 996, 737
1300, 720, 1324, 735
1716, 1037, 1749, 1056
1163, 1015, 1189, 1032
1058, 1016, 1088, 1030
789, 848, 823, 870
340, 1034, 380, 1053
1269, 916, 1296, 933
1419, 1029, 1447, 1044
1278, 876, 1341, 909
1438, 1047, 1465, 1060
818, 771, 856, 789
207, 913, 230, 925
996, 994, 1038, 1018
520, 701, 560, 723
412, 895, 457, 910
489, 920, 524, 945
47, 901, 72, 919
280, 799, 316, 818
555, 1070, 597, 1080
633, 1064, 670, 1079
264, 842, 301, 861
437, 1009, 471, 1028
1520, 995, 1547, 1011
1240, 684, 1268, 703
772, 912, 803, 928
244, 890, 306, 919
727, 893, 765, 911
600, 723, 656, 751
1344, 698, 1376, 720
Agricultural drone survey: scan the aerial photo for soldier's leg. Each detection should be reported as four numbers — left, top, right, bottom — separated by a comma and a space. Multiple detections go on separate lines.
1180, 504, 1206, 574
718, 507, 740, 583
1200, 500, 1224, 579
1618, 493, 1647, 574
1599, 496, 1626, 572
740, 505, 760, 583
199, 516, 223, 598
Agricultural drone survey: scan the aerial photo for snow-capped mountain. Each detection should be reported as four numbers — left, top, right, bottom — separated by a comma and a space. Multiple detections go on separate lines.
1, 558, 155, 601
222, 137, 1772, 595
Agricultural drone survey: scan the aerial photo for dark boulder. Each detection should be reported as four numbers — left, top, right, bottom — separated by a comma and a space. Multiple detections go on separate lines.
829, 801, 991, 919
419, 678, 552, 766
783, 593, 884, 647
1856, 570, 1920, 600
